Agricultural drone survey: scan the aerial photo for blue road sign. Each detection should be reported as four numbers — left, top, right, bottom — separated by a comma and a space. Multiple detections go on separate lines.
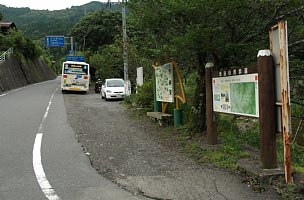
45, 36, 65, 47
66, 56, 85, 62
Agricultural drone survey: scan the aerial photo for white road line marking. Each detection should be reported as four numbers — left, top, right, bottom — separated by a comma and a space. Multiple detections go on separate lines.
0, 88, 23, 97
0, 78, 59, 97
33, 133, 60, 200
33, 88, 61, 200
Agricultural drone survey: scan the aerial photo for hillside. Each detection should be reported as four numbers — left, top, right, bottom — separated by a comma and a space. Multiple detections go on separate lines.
0, 1, 120, 40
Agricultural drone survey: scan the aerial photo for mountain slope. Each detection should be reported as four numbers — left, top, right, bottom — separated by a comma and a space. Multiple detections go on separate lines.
0, 1, 120, 39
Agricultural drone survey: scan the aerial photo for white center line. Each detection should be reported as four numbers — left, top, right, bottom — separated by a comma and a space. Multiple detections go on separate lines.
33, 88, 61, 200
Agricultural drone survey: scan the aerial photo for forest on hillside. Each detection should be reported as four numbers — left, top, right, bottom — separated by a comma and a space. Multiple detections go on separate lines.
67, 0, 304, 132
0, 1, 120, 39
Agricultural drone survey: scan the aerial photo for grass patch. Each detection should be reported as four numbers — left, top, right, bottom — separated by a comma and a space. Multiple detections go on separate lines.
172, 114, 256, 170
276, 137, 304, 173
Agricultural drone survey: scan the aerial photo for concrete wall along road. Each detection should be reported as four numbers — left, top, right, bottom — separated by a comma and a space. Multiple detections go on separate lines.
0, 56, 56, 92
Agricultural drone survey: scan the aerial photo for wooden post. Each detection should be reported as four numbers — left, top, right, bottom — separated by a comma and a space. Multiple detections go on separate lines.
257, 50, 277, 169
278, 21, 292, 183
205, 62, 217, 145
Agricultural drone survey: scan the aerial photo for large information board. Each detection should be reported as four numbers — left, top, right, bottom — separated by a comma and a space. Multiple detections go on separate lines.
155, 63, 174, 102
212, 73, 259, 117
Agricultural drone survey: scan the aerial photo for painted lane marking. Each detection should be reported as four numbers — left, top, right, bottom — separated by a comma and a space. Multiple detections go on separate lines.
33, 88, 61, 200
0, 77, 59, 97
33, 133, 60, 200
0, 87, 23, 97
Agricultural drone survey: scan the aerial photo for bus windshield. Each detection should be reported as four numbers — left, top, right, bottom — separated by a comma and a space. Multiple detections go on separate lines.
63, 63, 88, 75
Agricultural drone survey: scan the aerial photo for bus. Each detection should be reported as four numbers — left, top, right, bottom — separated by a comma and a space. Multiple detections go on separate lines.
61, 61, 90, 93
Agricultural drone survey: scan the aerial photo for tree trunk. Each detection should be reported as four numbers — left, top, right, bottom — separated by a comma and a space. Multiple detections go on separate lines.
191, 52, 207, 132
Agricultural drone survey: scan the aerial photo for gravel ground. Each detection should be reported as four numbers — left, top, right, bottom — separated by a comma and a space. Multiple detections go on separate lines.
63, 89, 281, 200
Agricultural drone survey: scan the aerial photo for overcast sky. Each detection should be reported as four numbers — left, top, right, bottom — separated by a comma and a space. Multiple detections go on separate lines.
0, 0, 112, 11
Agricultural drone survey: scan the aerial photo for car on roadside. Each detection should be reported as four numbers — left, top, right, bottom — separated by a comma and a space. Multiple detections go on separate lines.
101, 78, 125, 100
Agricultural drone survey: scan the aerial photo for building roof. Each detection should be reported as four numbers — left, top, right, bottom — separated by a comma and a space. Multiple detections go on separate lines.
0, 21, 17, 32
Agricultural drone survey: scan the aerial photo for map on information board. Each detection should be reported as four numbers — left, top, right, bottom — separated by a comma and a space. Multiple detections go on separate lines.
155, 63, 174, 102
212, 73, 259, 117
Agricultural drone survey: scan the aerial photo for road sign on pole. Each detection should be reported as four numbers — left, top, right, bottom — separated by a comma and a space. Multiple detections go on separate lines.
45, 36, 65, 47
66, 56, 85, 62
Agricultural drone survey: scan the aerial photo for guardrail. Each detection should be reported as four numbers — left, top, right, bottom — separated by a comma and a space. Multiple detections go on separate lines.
0, 48, 13, 61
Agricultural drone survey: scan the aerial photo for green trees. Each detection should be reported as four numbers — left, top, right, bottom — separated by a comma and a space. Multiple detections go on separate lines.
0, 24, 43, 60
70, 10, 123, 81
69, 1, 304, 132
89, 44, 124, 79
0, 2, 120, 40
70, 10, 121, 52
126, 0, 304, 131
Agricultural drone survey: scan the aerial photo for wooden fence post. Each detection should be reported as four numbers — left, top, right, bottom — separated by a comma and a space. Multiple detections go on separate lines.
205, 62, 217, 145
257, 50, 277, 169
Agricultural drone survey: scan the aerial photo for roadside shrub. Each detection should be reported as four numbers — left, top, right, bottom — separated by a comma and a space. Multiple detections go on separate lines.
132, 80, 153, 110
182, 72, 199, 126
1, 29, 42, 59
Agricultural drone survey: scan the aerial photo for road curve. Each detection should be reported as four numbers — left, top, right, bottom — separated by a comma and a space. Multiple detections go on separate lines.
0, 78, 144, 200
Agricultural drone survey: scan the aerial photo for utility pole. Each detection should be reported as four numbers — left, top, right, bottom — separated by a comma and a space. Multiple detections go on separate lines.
122, 0, 128, 81
70, 36, 74, 55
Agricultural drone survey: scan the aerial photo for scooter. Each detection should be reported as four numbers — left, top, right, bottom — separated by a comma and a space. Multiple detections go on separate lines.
95, 79, 102, 93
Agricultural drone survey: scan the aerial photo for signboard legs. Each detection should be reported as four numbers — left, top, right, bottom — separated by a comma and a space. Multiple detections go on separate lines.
153, 73, 161, 112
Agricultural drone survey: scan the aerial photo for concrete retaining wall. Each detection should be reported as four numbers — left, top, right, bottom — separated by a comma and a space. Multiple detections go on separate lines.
0, 56, 56, 92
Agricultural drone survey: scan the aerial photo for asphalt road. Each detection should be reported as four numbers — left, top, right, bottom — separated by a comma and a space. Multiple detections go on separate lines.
0, 78, 144, 200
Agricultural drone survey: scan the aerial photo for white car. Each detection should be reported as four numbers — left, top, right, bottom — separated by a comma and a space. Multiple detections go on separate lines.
101, 78, 125, 100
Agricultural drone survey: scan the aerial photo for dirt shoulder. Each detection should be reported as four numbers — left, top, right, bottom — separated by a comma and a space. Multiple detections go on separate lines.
63, 90, 281, 200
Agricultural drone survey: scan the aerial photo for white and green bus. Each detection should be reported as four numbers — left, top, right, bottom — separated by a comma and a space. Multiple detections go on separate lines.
61, 61, 90, 93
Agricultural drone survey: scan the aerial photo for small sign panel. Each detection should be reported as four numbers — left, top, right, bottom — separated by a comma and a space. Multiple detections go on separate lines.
66, 56, 85, 62
136, 67, 144, 86
212, 73, 259, 117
